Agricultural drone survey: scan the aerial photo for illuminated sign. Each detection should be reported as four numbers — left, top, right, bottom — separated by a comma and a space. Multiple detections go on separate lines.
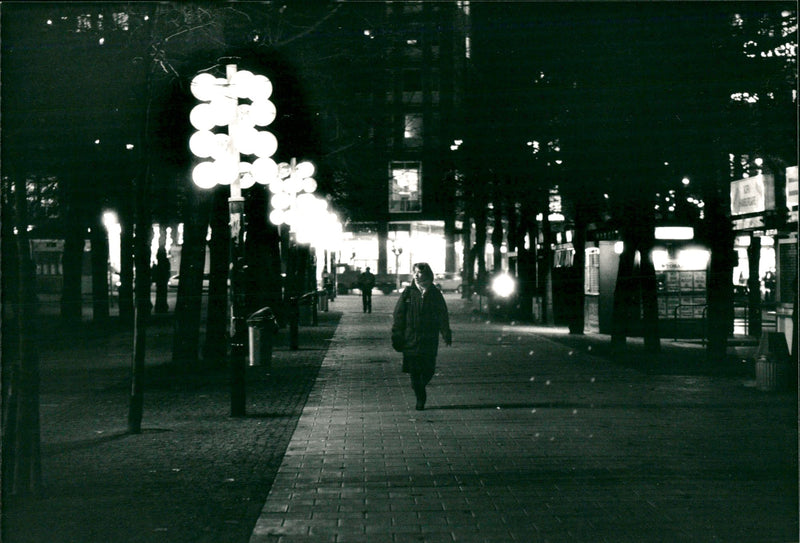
730, 174, 775, 216
786, 166, 798, 209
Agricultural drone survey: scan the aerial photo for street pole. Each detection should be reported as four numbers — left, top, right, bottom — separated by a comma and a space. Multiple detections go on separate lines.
190, 63, 280, 418
225, 64, 248, 418
392, 245, 403, 292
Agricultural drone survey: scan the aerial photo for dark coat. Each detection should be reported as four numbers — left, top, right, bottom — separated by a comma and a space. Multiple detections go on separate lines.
392, 284, 451, 358
358, 271, 375, 290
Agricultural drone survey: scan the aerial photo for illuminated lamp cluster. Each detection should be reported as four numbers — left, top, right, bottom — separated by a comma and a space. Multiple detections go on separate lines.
189, 67, 279, 190
268, 160, 343, 247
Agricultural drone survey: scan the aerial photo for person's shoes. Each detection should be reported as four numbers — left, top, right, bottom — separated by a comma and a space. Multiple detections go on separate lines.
415, 399, 424, 411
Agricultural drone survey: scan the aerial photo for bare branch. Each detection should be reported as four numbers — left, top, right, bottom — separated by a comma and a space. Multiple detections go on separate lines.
273, 5, 342, 48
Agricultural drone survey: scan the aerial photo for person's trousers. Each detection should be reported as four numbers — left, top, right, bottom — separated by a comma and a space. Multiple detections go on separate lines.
361, 292, 372, 313
403, 354, 435, 402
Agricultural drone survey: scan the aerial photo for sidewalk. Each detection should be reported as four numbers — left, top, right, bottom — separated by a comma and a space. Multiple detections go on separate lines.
2, 303, 341, 543
250, 293, 798, 543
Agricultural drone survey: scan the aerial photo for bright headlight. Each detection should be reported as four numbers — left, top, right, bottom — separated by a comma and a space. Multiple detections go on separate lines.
491, 273, 515, 298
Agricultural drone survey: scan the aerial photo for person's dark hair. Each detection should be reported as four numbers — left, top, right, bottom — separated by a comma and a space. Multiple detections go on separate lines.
413, 262, 434, 282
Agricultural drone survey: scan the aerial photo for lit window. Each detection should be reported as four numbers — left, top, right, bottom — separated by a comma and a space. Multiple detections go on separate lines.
389, 161, 422, 213
404, 113, 422, 141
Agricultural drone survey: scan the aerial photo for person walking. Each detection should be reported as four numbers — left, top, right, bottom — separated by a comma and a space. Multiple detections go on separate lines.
392, 262, 452, 410
358, 266, 376, 313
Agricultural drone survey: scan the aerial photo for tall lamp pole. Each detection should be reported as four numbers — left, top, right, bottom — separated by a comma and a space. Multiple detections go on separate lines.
268, 159, 342, 349
189, 64, 279, 417
392, 244, 403, 292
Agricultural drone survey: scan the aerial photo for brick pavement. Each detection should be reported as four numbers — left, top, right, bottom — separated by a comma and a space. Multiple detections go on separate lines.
3, 305, 341, 543
250, 293, 798, 543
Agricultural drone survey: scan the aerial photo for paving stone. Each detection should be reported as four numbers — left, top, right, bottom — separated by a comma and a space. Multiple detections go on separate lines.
249, 294, 797, 543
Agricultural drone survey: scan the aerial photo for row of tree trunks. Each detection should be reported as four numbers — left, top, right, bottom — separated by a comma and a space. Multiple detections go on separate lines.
2, 171, 43, 497
457, 172, 748, 365
610, 198, 660, 352
172, 187, 213, 368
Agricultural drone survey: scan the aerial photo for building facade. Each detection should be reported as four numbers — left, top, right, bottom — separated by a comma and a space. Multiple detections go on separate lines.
337, 1, 471, 280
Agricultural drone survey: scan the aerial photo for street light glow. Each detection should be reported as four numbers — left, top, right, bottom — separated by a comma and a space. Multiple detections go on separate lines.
491, 273, 516, 298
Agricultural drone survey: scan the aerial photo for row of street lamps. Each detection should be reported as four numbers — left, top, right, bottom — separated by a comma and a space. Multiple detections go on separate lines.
189, 64, 341, 417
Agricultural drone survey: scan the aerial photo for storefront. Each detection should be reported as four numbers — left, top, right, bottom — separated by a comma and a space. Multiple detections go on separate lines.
730, 165, 797, 352
583, 238, 710, 338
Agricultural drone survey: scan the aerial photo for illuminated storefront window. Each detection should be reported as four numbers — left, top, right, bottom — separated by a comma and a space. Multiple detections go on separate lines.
389, 161, 422, 213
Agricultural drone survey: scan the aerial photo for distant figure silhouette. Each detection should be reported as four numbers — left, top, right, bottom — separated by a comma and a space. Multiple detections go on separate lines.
358, 267, 376, 313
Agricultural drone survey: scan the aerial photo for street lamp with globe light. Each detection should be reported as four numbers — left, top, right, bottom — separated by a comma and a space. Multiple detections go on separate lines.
268, 158, 343, 348
189, 64, 278, 417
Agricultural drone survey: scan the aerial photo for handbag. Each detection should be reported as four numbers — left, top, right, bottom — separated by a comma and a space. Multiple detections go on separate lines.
391, 288, 410, 352
392, 333, 404, 352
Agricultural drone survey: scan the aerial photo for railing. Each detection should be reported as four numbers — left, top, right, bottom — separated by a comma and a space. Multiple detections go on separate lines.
672, 303, 708, 345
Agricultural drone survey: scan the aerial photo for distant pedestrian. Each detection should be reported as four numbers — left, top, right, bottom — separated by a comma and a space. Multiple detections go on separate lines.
321, 269, 333, 299
358, 266, 376, 313
391, 262, 452, 410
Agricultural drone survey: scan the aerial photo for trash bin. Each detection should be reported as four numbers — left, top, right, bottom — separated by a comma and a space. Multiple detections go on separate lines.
318, 289, 329, 312
247, 307, 278, 367
754, 331, 791, 391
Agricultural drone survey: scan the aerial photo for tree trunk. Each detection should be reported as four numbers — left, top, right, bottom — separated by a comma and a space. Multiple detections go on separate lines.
611, 238, 636, 349
153, 228, 170, 314
90, 212, 110, 322
541, 212, 554, 325
491, 197, 503, 273
445, 207, 457, 274
204, 187, 229, 365
128, 5, 159, 431
172, 188, 211, 367
2, 174, 43, 497
244, 186, 281, 317
568, 212, 587, 335
474, 205, 488, 293
516, 202, 537, 321
60, 207, 84, 323
704, 193, 735, 364
128, 181, 151, 433
461, 216, 472, 299
746, 234, 762, 337
118, 197, 135, 323
640, 235, 660, 352
377, 222, 388, 276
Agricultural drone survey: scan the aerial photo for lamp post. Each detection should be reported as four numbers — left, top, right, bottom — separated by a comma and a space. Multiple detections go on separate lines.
189, 64, 278, 417
391, 244, 403, 291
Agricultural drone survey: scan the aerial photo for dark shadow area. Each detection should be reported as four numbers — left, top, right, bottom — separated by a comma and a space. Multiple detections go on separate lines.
543, 333, 756, 378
